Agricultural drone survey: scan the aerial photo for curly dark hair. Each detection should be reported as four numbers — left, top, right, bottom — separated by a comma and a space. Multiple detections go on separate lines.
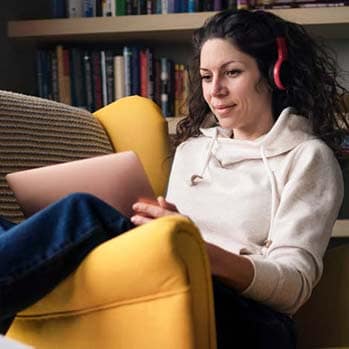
174, 9, 348, 154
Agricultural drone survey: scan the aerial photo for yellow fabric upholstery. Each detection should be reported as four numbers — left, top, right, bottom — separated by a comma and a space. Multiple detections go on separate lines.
7, 216, 216, 349
295, 244, 349, 349
94, 95, 171, 197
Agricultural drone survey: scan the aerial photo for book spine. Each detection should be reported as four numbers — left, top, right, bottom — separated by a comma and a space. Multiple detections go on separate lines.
213, 0, 223, 10
83, 0, 96, 16
96, 0, 103, 15
114, 55, 125, 100
167, 58, 174, 117
161, 0, 168, 13
147, 49, 154, 100
168, 0, 175, 12
56, 45, 66, 103
70, 48, 86, 108
116, 0, 126, 15
102, 0, 114, 16
62, 48, 72, 105
83, 50, 95, 111
123, 46, 132, 96
154, 58, 161, 107
131, 47, 140, 95
51, 0, 66, 18
140, 49, 148, 97
91, 50, 103, 110
160, 57, 169, 117
187, 0, 196, 12
66, 0, 83, 17
105, 50, 114, 104
36, 50, 45, 98
100, 50, 108, 106
146, 0, 154, 13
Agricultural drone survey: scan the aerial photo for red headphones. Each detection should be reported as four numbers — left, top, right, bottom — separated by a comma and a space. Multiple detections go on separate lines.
274, 37, 288, 90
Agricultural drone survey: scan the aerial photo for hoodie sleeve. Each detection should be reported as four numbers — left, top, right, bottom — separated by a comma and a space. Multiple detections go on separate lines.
241, 140, 344, 315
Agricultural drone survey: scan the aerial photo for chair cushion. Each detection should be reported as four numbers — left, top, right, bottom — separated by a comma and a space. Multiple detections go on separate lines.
0, 90, 113, 223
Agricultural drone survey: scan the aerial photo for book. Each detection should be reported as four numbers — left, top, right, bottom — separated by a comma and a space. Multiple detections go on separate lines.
56, 45, 65, 103
66, 0, 83, 17
91, 50, 103, 109
36, 50, 45, 98
101, 0, 114, 16
51, 0, 66, 18
83, 0, 97, 16
123, 46, 132, 96
140, 49, 148, 97
131, 47, 140, 95
114, 55, 125, 99
116, 0, 126, 15
82, 49, 94, 111
160, 57, 169, 117
100, 50, 108, 106
105, 50, 115, 104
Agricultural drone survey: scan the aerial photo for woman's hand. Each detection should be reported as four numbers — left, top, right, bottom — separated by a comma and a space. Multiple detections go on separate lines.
131, 196, 179, 225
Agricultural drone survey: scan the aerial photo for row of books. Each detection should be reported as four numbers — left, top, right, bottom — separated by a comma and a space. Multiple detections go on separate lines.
36, 45, 189, 117
52, 0, 241, 17
52, 0, 348, 17
249, 0, 348, 9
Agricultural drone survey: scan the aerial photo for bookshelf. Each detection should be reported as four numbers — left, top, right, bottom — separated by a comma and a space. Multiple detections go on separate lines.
6, 7, 349, 134
7, 8, 349, 42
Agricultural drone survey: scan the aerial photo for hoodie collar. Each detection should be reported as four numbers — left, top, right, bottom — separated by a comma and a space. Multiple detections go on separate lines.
199, 107, 315, 166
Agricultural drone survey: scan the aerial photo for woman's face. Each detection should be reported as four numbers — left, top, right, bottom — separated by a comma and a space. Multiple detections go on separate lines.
200, 38, 274, 140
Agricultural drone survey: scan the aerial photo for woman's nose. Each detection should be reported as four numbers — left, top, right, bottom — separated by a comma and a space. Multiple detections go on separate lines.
211, 77, 227, 96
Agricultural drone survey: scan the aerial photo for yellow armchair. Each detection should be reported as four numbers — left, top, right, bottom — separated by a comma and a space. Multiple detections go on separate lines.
1, 90, 348, 349
0, 91, 216, 349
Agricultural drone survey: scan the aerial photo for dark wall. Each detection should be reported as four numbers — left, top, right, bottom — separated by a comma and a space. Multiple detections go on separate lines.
0, 0, 50, 94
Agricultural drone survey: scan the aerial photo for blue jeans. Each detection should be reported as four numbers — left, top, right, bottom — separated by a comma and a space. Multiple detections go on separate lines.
0, 193, 134, 334
213, 277, 297, 349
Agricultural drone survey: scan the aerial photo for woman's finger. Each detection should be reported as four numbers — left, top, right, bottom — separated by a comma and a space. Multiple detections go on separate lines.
157, 196, 178, 212
130, 214, 153, 226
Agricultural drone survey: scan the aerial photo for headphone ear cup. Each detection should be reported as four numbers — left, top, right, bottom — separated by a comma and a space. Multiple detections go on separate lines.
278, 60, 290, 89
271, 59, 289, 90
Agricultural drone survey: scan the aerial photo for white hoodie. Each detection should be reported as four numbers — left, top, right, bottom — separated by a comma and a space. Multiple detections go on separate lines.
166, 107, 343, 315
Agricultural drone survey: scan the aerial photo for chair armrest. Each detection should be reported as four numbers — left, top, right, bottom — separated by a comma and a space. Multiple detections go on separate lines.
9, 215, 216, 349
94, 96, 171, 197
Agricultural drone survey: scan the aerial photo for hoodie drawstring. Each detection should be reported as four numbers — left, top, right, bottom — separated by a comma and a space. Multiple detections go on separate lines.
189, 132, 217, 186
260, 145, 279, 248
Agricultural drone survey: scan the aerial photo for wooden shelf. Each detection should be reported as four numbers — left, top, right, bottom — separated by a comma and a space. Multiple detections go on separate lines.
7, 7, 349, 43
332, 219, 349, 238
166, 116, 185, 135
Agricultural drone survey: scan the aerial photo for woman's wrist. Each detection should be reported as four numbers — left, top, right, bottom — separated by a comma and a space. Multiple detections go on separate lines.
206, 242, 254, 292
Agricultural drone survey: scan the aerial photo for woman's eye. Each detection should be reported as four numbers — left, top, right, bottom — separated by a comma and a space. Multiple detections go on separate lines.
226, 70, 241, 77
200, 75, 211, 81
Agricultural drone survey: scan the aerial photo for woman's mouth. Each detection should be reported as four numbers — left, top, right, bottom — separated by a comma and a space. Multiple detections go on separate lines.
213, 104, 236, 115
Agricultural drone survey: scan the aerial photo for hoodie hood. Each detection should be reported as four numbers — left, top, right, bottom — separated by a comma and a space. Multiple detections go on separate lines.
199, 107, 315, 167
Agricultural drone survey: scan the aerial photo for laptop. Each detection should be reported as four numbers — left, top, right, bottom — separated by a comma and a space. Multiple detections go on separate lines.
5, 151, 156, 218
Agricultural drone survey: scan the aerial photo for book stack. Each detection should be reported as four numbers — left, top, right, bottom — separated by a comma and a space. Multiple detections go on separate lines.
36, 45, 189, 117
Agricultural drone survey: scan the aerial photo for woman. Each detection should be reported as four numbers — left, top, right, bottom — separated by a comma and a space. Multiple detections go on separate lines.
0, 9, 347, 348
131, 9, 348, 348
